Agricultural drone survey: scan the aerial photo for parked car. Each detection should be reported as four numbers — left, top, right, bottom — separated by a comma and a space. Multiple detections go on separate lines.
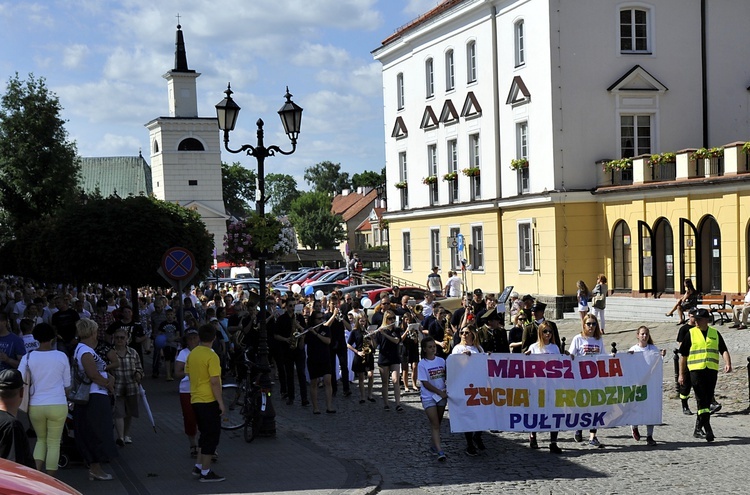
338, 284, 388, 298
0, 458, 81, 495
365, 286, 430, 304
304, 281, 349, 295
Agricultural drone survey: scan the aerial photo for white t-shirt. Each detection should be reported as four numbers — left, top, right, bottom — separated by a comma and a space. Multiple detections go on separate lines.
21, 334, 39, 353
528, 342, 561, 355
628, 343, 659, 354
18, 349, 71, 406
568, 334, 605, 356
417, 356, 446, 402
75, 343, 109, 395
452, 344, 482, 355
176, 347, 192, 394
446, 276, 462, 297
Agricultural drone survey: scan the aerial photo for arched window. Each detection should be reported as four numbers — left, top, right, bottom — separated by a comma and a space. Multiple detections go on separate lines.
613, 220, 632, 290
396, 73, 405, 110
178, 138, 204, 151
445, 49, 455, 91
425, 58, 434, 98
698, 216, 721, 293
619, 7, 651, 53
466, 41, 477, 83
514, 20, 525, 67
153, 139, 159, 154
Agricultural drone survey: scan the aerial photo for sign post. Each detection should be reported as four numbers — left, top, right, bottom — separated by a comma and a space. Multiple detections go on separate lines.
158, 247, 197, 336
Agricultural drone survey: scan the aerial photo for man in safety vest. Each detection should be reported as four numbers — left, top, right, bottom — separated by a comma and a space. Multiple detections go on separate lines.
678, 308, 732, 442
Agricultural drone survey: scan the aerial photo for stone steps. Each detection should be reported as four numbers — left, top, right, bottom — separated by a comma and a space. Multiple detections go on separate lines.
563, 295, 681, 323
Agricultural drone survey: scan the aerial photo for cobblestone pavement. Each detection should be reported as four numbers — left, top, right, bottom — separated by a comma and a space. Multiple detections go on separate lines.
55, 318, 750, 494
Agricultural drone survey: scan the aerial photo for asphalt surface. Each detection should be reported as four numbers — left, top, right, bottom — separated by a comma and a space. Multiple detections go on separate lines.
54, 318, 750, 494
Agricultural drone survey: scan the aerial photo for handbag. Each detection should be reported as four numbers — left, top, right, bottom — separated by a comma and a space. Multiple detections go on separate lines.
69, 345, 92, 404
592, 294, 606, 310
19, 358, 31, 413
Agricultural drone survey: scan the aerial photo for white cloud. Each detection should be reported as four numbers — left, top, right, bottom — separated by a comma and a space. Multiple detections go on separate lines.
291, 43, 351, 68
404, 0, 442, 16
62, 44, 90, 69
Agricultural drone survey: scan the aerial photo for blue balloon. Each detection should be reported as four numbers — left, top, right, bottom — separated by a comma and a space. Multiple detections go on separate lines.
154, 334, 167, 349
304, 285, 314, 296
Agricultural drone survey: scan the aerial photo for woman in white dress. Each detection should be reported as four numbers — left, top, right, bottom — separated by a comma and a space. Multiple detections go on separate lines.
524, 322, 563, 453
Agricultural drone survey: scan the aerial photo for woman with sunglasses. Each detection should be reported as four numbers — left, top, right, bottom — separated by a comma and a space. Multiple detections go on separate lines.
524, 322, 563, 453
569, 314, 605, 447
451, 325, 486, 456
375, 310, 403, 411
627, 326, 666, 446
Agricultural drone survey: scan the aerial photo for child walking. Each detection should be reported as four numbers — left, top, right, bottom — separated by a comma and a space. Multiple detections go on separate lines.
417, 337, 447, 461
628, 326, 666, 446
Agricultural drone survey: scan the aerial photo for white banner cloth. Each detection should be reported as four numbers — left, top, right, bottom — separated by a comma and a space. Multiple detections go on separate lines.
446, 352, 663, 433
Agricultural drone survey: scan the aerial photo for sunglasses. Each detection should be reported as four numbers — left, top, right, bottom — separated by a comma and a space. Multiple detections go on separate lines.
460, 331, 472, 336
386, 317, 396, 321
542, 330, 551, 335
585, 322, 597, 326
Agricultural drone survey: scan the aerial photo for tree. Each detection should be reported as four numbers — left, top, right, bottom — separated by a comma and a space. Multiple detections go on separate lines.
287, 191, 346, 250
351, 168, 385, 189
0, 74, 81, 240
304, 161, 351, 196
222, 161, 256, 217
5, 196, 213, 287
266, 173, 300, 216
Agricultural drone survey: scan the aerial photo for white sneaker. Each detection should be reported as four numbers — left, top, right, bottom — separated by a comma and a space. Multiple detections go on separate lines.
123, 436, 133, 444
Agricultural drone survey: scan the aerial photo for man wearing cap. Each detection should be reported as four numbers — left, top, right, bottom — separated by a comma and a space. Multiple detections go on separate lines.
677, 309, 722, 416
678, 308, 732, 442
0, 369, 34, 467
477, 308, 510, 353
470, 289, 486, 316
521, 302, 560, 354
515, 295, 534, 326
426, 267, 443, 296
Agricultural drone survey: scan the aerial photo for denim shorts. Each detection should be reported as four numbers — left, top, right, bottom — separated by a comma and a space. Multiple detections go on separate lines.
422, 396, 448, 409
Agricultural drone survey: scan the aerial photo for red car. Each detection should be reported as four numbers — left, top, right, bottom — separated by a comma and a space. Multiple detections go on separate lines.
0, 457, 81, 494
365, 286, 430, 304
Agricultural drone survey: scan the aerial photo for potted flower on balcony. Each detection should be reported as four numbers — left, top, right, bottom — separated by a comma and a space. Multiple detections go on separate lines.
647, 152, 676, 167
422, 175, 438, 185
442, 172, 458, 182
603, 158, 632, 172
510, 158, 529, 171
461, 167, 480, 177
394, 181, 408, 189
223, 213, 297, 263
691, 147, 724, 160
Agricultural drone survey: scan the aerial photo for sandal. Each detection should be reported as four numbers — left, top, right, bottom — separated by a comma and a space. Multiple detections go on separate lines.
396, 405, 404, 412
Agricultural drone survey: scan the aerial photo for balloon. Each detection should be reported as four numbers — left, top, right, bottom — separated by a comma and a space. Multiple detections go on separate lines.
361, 297, 373, 309
154, 334, 167, 349
291, 284, 301, 294
304, 285, 314, 296
315, 290, 325, 301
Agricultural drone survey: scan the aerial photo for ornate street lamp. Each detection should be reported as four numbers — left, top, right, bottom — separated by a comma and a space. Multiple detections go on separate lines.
215, 83, 302, 436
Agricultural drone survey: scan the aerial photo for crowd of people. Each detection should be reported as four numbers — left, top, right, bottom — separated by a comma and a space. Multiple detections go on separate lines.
0, 271, 736, 482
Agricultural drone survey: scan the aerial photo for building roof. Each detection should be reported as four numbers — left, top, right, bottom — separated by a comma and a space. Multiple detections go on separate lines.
380, 0, 464, 46
331, 188, 378, 222
79, 154, 153, 198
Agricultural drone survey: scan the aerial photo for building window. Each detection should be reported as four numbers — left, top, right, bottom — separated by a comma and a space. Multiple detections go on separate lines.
445, 50, 455, 91
518, 221, 533, 272
188, 180, 198, 186
469, 134, 480, 200
448, 139, 459, 203
428, 144, 438, 205
431, 229, 441, 268
620, 115, 651, 158
399, 151, 408, 209
517, 122, 529, 193
471, 226, 484, 271
613, 220, 632, 290
620, 8, 650, 53
514, 20, 525, 67
425, 58, 434, 98
450, 227, 460, 270
178, 138, 204, 151
397, 73, 405, 110
402, 232, 412, 270
466, 41, 477, 83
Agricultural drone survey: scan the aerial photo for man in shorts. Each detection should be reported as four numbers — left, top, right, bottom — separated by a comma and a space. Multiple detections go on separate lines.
186, 324, 225, 482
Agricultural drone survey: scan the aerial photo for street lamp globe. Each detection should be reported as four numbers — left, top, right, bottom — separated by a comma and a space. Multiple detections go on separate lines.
277, 87, 303, 143
215, 84, 241, 132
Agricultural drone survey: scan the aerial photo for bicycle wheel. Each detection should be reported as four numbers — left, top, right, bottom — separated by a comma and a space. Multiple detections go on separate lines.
220, 384, 245, 430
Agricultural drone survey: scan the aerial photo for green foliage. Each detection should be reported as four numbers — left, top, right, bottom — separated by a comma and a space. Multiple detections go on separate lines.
0, 73, 81, 239
288, 191, 346, 249
221, 161, 256, 217
648, 152, 676, 166
351, 169, 385, 189
266, 173, 300, 216
691, 147, 724, 160
603, 158, 632, 172
304, 161, 350, 195
5, 196, 213, 287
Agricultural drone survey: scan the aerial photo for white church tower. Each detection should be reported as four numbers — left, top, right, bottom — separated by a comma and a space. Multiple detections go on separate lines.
146, 23, 228, 255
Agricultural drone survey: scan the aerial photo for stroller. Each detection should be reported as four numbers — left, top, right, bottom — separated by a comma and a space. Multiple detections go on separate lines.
57, 403, 84, 468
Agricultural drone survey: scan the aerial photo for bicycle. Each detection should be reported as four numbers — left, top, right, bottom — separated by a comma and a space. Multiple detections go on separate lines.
220, 358, 272, 442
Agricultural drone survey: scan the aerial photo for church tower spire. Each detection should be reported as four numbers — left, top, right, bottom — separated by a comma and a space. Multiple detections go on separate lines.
164, 23, 199, 117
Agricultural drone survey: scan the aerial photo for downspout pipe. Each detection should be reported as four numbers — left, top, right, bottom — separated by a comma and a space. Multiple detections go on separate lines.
491, 3, 504, 287
701, 0, 708, 147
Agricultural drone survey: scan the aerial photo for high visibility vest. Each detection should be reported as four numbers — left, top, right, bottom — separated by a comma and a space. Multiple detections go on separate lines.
687, 326, 720, 371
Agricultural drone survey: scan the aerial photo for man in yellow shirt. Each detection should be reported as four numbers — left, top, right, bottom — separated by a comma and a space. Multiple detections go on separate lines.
186, 324, 225, 482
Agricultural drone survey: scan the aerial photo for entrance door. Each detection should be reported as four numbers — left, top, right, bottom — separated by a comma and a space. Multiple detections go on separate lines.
638, 221, 654, 294
653, 219, 674, 293
699, 216, 721, 293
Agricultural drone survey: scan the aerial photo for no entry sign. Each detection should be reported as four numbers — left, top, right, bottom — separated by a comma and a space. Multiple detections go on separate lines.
161, 247, 196, 280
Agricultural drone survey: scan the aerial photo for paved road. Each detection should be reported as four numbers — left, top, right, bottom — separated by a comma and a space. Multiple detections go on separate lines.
57, 319, 750, 494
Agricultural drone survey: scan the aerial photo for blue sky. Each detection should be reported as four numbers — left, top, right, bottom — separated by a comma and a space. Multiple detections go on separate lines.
0, 0, 441, 188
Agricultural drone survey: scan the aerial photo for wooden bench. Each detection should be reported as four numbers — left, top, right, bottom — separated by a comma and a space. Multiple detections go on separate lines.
699, 294, 727, 325
717, 295, 745, 326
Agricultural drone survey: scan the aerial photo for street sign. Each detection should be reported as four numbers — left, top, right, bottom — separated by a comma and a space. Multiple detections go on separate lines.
161, 247, 196, 281
447, 236, 458, 249
457, 233, 464, 253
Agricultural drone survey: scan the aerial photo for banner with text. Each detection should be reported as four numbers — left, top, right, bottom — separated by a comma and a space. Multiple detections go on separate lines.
446, 353, 663, 433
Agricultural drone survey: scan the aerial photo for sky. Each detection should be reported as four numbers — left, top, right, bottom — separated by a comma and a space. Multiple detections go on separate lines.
0, 0, 443, 189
